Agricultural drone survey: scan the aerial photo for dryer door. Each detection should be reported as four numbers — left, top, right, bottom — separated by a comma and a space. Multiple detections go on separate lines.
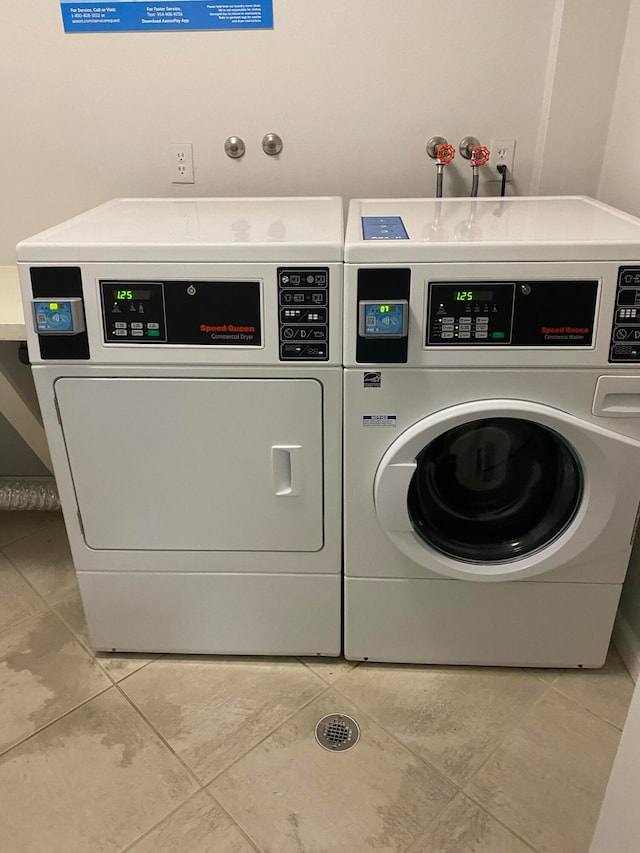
375, 399, 640, 581
55, 377, 324, 552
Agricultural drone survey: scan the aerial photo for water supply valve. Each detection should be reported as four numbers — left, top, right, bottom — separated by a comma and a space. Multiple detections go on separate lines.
427, 137, 456, 197
471, 145, 490, 167
459, 137, 490, 197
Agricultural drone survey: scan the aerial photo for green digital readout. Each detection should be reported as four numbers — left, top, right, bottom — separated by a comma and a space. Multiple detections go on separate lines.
455, 290, 493, 302
112, 289, 151, 301
379, 304, 391, 313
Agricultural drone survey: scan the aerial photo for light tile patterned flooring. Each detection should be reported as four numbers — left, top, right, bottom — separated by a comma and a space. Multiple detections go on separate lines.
0, 511, 634, 853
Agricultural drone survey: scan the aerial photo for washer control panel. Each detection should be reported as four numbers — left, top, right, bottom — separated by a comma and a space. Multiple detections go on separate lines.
32, 298, 85, 335
278, 268, 329, 361
428, 283, 515, 344
426, 280, 597, 347
610, 267, 640, 362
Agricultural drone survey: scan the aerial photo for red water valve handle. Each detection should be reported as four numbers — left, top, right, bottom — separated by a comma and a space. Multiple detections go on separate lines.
471, 146, 490, 167
436, 143, 455, 165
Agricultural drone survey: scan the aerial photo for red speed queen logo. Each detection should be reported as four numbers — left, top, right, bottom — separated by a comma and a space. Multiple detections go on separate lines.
200, 324, 256, 333
541, 326, 590, 338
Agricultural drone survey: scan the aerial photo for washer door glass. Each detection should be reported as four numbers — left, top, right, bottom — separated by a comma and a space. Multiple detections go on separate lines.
407, 417, 583, 563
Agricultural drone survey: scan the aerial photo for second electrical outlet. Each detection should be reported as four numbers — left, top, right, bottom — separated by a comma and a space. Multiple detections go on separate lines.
486, 138, 516, 182
169, 143, 194, 184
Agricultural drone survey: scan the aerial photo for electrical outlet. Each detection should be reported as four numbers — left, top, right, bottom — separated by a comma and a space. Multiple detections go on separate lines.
169, 142, 194, 184
487, 138, 516, 181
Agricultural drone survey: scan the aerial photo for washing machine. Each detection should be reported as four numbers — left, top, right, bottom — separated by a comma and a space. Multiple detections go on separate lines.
344, 195, 640, 667
18, 196, 343, 655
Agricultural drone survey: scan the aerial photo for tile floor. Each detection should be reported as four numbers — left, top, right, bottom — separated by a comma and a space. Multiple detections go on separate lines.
0, 511, 634, 853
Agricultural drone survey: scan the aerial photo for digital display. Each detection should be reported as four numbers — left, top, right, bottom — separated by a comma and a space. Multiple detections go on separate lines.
455, 290, 493, 302
359, 300, 408, 337
113, 289, 151, 301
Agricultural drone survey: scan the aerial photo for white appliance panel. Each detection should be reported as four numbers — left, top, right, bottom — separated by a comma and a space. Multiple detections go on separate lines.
17, 197, 344, 263
345, 196, 640, 263
80, 571, 340, 655
343, 260, 628, 369
345, 578, 620, 667
56, 377, 324, 552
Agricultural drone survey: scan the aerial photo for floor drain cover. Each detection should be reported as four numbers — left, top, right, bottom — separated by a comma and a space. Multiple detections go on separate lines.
315, 714, 360, 752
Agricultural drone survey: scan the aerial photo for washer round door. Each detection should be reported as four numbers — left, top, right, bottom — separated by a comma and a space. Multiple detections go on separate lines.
374, 399, 640, 581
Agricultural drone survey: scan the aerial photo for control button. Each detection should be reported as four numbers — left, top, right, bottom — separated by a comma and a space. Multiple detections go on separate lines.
459, 317, 472, 325
443, 317, 455, 323
442, 324, 454, 332
280, 342, 328, 360
306, 275, 315, 284
148, 329, 160, 337
475, 330, 488, 338
114, 329, 127, 336
442, 332, 454, 339
309, 326, 328, 340
115, 322, 127, 329
131, 329, 144, 336
459, 331, 471, 339
147, 323, 159, 329
476, 317, 489, 325
131, 322, 143, 329
616, 328, 629, 340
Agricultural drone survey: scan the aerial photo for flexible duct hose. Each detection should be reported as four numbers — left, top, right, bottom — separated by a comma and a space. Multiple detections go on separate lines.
0, 478, 60, 511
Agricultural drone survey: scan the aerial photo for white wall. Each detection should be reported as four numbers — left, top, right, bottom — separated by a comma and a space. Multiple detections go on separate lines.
0, 0, 629, 264
536, 0, 630, 197
599, 0, 640, 217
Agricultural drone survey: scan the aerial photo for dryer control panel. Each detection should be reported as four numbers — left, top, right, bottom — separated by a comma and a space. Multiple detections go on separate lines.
100, 279, 261, 346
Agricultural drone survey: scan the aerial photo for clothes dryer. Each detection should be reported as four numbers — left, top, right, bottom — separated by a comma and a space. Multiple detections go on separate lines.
344, 196, 640, 666
19, 197, 343, 655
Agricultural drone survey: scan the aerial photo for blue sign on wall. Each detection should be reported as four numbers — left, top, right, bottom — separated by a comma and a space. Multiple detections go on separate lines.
61, 1, 273, 33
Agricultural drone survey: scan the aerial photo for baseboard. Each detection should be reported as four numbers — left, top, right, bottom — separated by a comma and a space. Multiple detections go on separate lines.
613, 613, 640, 683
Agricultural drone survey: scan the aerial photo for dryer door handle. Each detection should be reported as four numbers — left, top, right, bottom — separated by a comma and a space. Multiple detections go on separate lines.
271, 446, 302, 496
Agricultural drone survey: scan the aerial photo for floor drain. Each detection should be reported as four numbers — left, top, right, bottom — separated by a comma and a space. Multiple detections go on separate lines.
315, 714, 360, 752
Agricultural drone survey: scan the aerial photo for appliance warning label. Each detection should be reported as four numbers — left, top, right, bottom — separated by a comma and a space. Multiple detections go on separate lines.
60, 1, 273, 32
363, 415, 397, 428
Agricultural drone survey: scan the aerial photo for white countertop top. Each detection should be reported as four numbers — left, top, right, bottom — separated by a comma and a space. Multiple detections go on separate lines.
0, 266, 26, 340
